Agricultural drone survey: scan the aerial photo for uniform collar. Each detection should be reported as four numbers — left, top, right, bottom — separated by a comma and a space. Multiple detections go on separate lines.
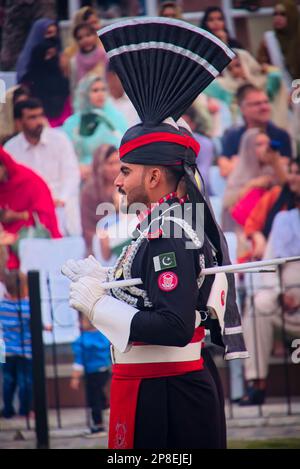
133, 192, 188, 239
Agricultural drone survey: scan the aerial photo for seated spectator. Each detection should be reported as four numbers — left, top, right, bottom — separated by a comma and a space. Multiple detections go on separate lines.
0, 146, 61, 270
159, 1, 182, 18
1, 2, 57, 71
204, 49, 289, 130
0, 85, 31, 145
69, 23, 108, 96
16, 18, 59, 84
182, 107, 215, 192
219, 84, 292, 178
241, 205, 300, 405
200, 6, 244, 49
193, 93, 231, 138
61, 6, 102, 76
24, 38, 71, 127
4, 99, 81, 237
106, 62, 139, 128
257, 0, 300, 88
256, 1, 300, 149
222, 128, 287, 255
223, 129, 287, 214
0, 271, 32, 418
81, 145, 120, 256
244, 157, 300, 259
70, 313, 110, 437
63, 75, 127, 179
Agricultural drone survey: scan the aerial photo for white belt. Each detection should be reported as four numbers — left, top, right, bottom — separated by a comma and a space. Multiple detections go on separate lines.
111, 340, 203, 365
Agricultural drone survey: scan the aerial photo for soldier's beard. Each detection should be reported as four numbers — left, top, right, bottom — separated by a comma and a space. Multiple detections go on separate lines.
119, 184, 149, 214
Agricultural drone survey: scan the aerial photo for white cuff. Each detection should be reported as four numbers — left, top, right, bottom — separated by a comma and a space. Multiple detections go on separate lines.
91, 295, 139, 353
207, 273, 228, 333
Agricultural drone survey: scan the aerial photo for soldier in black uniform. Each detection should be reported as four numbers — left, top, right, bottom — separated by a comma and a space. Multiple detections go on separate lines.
63, 16, 248, 449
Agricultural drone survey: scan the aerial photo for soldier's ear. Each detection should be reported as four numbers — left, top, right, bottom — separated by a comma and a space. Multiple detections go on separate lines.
148, 167, 162, 189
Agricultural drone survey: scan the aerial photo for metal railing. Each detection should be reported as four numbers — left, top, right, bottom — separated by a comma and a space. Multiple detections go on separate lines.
1, 266, 299, 448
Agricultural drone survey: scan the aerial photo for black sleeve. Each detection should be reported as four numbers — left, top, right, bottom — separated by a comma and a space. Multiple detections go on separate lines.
129, 236, 201, 347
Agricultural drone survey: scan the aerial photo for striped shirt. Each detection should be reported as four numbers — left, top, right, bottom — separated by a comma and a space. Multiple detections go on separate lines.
0, 299, 32, 358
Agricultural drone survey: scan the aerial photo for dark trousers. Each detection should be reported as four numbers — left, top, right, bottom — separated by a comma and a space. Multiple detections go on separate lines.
85, 370, 109, 427
134, 360, 226, 449
2, 356, 32, 417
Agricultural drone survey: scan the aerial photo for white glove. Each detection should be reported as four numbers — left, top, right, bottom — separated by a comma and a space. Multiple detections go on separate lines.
207, 273, 228, 333
69, 276, 106, 320
62, 255, 109, 283
69, 276, 138, 352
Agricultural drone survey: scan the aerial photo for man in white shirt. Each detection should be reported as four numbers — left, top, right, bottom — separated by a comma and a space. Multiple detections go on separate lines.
5, 99, 81, 236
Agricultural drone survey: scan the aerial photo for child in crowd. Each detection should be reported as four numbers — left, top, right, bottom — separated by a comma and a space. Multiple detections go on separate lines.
70, 313, 111, 437
70, 23, 108, 95
0, 271, 32, 419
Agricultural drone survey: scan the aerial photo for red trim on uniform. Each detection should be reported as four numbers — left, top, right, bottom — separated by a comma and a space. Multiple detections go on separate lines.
179, 194, 189, 204
119, 132, 200, 159
190, 326, 205, 343
112, 358, 204, 379
108, 358, 204, 449
137, 191, 178, 225
147, 228, 163, 239
108, 326, 206, 449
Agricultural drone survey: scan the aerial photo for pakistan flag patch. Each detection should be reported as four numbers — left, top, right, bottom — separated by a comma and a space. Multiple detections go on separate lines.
153, 252, 177, 272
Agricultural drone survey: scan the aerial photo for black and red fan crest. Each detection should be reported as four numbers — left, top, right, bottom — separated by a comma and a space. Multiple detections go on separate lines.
99, 17, 235, 126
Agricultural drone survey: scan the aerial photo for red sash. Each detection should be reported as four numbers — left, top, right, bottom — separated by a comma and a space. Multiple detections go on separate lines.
108, 327, 205, 449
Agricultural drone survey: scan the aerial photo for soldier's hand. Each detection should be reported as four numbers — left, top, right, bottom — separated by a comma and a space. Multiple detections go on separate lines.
61, 255, 109, 282
69, 276, 106, 320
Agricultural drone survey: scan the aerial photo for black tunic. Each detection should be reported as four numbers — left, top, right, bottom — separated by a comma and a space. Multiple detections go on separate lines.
113, 197, 226, 449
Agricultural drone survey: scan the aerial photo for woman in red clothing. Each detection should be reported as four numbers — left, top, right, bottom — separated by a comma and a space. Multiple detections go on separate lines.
244, 157, 300, 259
0, 146, 62, 269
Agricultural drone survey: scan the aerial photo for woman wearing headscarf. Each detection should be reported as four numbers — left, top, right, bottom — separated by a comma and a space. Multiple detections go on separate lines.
25, 38, 71, 127
244, 157, 300, 259
0, 147, 61, 270
62, 75, 128, 179
257, 0, 300, 88
16, 18, 59, 84
69, 23, 108, 96
222, 128, 287, 258
60, 6, 103, 77
204, 48, 289, 129
201, 6, 244, 49
80, 144, 120, 256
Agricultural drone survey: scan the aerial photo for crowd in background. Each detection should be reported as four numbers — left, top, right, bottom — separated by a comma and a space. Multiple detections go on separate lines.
0, 0, 300, 425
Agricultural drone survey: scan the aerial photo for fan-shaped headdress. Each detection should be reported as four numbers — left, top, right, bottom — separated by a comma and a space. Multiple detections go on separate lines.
98, 17, 235, 169
99, 19, 249, 360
